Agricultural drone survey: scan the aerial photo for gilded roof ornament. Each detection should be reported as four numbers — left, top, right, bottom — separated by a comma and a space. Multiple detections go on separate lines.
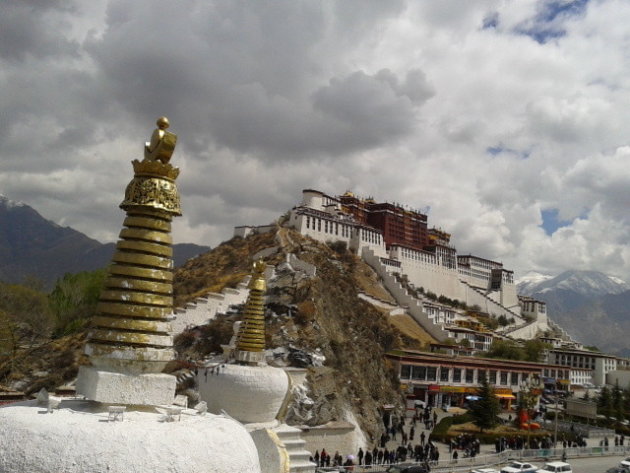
144, 116, 177, 164
120, 117, 181, 215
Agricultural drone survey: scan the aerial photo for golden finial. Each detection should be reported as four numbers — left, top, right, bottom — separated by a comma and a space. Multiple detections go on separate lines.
144, 116, 177, 164
234, 260, 268, 362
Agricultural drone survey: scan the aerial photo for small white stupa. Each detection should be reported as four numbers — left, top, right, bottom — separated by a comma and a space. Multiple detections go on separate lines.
0, 118, 262, 473
198, 260, 316, 473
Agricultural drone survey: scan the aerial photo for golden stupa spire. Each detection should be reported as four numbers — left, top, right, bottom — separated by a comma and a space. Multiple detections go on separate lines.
234, 259, 267, 364
81, 117, 181, 381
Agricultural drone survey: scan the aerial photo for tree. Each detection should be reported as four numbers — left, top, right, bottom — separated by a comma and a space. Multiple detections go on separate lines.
613, 381, 624, 423
598, 386, 613, 419
523, 340, 551, 362
469, 374, 500, 433
0, 281, 54, 340
484, 339, 524, 361
49, 269, 106, 336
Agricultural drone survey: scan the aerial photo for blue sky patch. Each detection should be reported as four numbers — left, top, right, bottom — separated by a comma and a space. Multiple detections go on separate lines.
486, 145, 530, 159
541, 208, 573, 235
514, 0, 590, 44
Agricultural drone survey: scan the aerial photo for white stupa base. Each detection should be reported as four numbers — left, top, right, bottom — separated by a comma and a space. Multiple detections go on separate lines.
76, 366, 176, 405
0, 399, 261, 473
198, 363, 289, 424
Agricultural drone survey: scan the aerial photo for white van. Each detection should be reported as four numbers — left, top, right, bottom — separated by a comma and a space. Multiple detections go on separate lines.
536, 461, 572, 473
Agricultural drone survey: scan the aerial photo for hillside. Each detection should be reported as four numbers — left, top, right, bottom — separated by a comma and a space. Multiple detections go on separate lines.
2, 225, 417, 441
174, 226, 410, 440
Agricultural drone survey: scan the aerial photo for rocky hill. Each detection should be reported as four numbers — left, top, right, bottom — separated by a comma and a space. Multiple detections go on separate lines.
0, 194, 209, 288
2, 225, 424, 443
173, 226, 419, 441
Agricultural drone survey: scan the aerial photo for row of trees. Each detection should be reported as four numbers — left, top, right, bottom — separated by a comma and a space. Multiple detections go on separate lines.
0, 270, 105, 364
597, 382, 630, 422
483, 339, 551, 363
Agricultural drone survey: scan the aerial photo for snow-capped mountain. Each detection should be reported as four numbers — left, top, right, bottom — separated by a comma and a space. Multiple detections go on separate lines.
517, 270, 629, 298
516, 271, 554, 295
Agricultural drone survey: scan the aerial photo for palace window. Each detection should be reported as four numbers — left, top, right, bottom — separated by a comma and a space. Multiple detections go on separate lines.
453, 369, 462, 383
500, 372, 508, 385
489, 370, 497, 384
440, 368, 449, 382
427, 367, 437, 382
412, 366, 426, 380
400, 365, 411, 379
510, 372, 519, 385
465, 369, 474, 384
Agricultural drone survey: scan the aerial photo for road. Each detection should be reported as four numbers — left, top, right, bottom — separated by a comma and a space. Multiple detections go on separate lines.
551, 455, 624, 473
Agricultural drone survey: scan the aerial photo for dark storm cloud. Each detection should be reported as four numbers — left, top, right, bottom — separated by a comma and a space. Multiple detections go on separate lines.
0, 1, 80, 62
81, 0, 427, 160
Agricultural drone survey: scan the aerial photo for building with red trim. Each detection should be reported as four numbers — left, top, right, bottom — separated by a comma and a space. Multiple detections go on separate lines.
386, 349, 569, 409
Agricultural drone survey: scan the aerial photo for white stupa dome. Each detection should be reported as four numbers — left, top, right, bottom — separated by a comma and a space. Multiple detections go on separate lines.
198, 363, 289, 424
0, 400, 261, 473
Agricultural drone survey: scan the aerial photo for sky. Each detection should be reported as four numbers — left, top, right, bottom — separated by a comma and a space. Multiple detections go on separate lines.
2, 0, 630, 281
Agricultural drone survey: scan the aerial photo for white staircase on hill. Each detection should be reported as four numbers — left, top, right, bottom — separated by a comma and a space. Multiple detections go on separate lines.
273, 424, 317, 473
170, 265, 276, 335
361, 248, 449, 341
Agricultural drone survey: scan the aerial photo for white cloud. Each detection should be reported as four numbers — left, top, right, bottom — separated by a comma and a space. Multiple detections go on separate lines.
2, 0, 630, 281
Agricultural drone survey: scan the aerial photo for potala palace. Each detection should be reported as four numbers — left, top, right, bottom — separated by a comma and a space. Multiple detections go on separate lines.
239, 189, 550, 343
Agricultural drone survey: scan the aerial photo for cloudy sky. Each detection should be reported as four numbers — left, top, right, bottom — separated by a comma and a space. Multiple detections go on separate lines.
2, 0, 630, 281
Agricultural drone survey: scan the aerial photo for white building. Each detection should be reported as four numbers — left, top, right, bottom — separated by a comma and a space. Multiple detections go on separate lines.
444, 326, 494, 351
546, 348, 617, 386
286, 190, 528, 324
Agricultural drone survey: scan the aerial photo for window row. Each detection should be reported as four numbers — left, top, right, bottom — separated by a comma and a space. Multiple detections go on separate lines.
400, 364, 529, 386
305, 216, 352, 238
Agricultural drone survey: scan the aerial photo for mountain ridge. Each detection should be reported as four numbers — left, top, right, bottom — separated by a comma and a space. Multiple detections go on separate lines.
0, 194, 210, 288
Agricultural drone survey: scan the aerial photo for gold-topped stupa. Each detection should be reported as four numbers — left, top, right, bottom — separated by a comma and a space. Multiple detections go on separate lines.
77, 117, 182, 404
234, 260, 268, 364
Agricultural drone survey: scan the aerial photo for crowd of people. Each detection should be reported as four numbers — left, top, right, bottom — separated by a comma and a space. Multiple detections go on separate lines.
310, 406, 441, 469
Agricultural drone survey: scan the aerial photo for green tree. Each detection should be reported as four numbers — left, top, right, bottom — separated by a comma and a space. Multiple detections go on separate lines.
0, 281, 54, 339
469, 374, 500, 433
613, 381, 625, 422
484, 339, 524, 361
523, 340, 551, 362
598, 386, 613, 419
49, 269, 106, 336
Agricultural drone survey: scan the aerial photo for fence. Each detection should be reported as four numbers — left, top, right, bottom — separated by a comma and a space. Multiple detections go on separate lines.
540, 419, 615, 438
315, 445, 630, 473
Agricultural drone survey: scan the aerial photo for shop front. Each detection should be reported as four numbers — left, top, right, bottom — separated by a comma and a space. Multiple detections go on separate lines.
495, 387, 516, 409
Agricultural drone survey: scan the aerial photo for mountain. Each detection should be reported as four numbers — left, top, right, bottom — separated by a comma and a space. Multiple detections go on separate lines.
517, 269, 630, 298
0, 194, 210, 288
517, 269, 630, 355
515, 271, 553, 295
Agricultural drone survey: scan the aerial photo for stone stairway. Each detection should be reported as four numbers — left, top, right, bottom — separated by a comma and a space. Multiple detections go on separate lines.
170, 265, 276, 335
273, 424, 317, 473
361, 248, 449, 341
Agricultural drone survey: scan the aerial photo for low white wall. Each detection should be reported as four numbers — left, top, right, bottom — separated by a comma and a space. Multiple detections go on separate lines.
300, 422, 361, 458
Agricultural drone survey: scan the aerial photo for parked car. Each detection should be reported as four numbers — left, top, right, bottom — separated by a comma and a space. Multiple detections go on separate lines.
606, 467, 630, 473
500, 461, 539, 473
472, 469, 500, 473
621, 457, 630, 468
536, 461, 572, 473
386, 463, 430, 473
